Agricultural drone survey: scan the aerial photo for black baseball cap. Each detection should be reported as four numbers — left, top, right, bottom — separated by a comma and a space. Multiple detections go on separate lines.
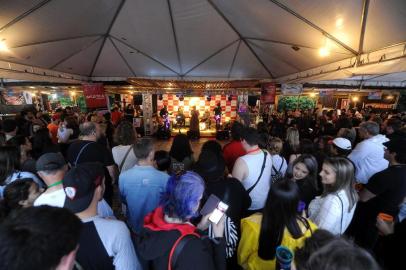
63, 162, 104, 213
383, 138, 406, 155
36, 152, 66, 172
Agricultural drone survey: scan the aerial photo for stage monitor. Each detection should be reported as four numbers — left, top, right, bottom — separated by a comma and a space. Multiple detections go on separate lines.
133, 94, 143, 105
248, 96, 258, 106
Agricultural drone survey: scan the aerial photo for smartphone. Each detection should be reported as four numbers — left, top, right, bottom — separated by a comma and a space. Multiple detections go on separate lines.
209, 201, 229, 224
200, 194, 221, 216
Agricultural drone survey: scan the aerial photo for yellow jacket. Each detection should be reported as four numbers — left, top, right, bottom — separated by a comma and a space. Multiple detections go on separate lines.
237, 213, 317, 270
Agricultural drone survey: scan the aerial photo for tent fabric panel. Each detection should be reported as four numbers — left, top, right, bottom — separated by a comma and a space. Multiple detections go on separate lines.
92, 38, 133, 77
110, 0, 180, 73
0, 0, 44, 29
229, 42, 270, 79
1, 36, 101, 69
55, 39, 104, 76
364, 0, 406, 52
113, 40, 179, 77
279, 0, 362, 51
187, 42, 238, 77
212, 0, 348, 53
0, 0, 119, 48
172, 0, 239, 73
249, 39, 351, 77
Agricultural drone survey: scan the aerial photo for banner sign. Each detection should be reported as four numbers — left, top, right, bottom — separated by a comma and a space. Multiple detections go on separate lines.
281, 84, 303, 95
368, 91, 382, 100
260, 83, 276, 104
0, 90, 26, 105
82, 83, 107, 109
319, 89, 335, 97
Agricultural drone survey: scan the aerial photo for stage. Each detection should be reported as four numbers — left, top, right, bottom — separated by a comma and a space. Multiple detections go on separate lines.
170, 127, 217, 137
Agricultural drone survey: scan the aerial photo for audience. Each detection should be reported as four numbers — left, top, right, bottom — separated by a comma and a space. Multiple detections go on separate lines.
112, 120, 138, 172
169, 134, 195, 173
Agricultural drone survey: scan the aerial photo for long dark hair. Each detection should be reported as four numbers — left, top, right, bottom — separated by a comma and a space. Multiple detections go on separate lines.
0, 179, 34, 218
0, 146, 21, 185
169, 134, 193, 162
286, 154, 319, 190
258, 180, 310, 260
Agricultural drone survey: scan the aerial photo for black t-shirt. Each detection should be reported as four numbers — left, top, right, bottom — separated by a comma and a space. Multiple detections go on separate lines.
214, 107, 221, 116
67, 140, 115, 168
364, 165, 406, 217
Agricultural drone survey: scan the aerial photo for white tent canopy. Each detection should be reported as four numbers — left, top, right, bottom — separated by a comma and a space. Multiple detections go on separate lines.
0, 0, 405, 85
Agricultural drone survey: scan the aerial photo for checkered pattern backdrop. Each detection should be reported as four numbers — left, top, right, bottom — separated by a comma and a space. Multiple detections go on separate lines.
157, 94, 238, 123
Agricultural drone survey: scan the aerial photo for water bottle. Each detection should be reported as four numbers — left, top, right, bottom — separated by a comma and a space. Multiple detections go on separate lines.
275, 246, 293, 270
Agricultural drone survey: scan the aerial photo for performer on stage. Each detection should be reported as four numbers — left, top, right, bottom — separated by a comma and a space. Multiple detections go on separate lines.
238, 100, 250, 127
176, 107, 185, 127
201, 110, 211, 129
214, 103, 222, 130
159, 105, 170, 130
189, 106, 200, 139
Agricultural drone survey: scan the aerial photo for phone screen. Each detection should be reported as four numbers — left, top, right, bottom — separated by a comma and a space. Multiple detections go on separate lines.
209, 201, 229, 224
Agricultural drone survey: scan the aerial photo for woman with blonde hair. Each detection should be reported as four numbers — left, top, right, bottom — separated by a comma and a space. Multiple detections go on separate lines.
283, 127, 300, 162
308, 157, 358, 235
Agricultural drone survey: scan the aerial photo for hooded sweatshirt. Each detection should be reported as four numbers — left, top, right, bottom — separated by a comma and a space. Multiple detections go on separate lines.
136, 207, 226, 270
348, 134, 389, 184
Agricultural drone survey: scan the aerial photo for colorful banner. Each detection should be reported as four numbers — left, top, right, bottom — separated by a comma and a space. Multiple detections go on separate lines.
0, 90, 26, 105
281, 84, 303, 95
82, 83, 107, 109
368, 91, 382, 100
260, 83, 276, 104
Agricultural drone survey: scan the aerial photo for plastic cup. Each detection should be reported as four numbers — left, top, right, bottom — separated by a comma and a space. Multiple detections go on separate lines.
276, 246, 293, 270
377, 213, 394, 222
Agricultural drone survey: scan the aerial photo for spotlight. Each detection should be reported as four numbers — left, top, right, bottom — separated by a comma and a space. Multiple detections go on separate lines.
206, 95, 211, 101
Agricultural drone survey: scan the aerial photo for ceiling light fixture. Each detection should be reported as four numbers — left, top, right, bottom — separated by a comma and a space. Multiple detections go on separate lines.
318, 47, 330, 57
0, 40, 9, 53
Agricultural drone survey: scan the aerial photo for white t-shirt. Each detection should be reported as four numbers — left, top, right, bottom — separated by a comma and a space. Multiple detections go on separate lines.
57, 127, 73, 143
112, 145, 138, 172
81, 216, 141, 270
34, 188, 115, 218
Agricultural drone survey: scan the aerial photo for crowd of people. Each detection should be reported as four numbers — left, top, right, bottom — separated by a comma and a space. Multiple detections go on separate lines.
0, 104, 405, 270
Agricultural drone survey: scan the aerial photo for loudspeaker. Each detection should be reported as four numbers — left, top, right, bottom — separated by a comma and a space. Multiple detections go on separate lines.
248, 96, 258, 106
152, 94, 157, 114
133, 95, 143, 105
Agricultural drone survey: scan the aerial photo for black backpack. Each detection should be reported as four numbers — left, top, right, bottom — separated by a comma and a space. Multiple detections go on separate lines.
271, 158, 285, 184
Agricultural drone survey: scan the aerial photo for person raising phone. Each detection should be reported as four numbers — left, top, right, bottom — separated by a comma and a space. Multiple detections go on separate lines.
136, 171, 226, 270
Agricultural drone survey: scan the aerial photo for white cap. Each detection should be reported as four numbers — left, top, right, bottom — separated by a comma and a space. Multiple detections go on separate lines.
332, 137, 352, 150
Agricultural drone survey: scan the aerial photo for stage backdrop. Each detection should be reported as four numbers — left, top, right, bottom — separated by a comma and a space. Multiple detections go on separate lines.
157, 94, 237, 123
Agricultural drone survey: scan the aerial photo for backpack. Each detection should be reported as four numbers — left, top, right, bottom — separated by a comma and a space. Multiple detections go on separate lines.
271, 158, 285, 184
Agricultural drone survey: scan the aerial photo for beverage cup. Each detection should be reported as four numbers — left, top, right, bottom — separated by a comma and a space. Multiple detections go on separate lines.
276, 246, 293, 270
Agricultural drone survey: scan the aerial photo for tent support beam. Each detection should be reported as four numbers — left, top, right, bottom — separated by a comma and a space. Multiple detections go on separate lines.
356, 0, 370, 66
167, 0, 182, 74
0, 0, 53, 33
89, 0, 127, 77
11, 34, 103, 49
50, 36, 104, 69
207, 0, 274, 78
268, 0, 358, 55
111, 36, 181, 76
183, 39, 239, 76
245, 37, 317, 51
228, 40, 241, 78
109, 37, 137, 77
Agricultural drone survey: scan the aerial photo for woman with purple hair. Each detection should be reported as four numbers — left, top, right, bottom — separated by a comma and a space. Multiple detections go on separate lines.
136, 171, 226, 270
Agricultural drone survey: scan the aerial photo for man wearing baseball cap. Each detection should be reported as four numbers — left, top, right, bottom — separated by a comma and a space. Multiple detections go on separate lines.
347, 137, 406, 249
330, 137, 352, 157
63, 162, 140, 270
34, 152, 68, 207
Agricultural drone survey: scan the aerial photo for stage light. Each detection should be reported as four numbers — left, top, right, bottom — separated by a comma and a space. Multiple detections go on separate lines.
318, 47, 330, 57
0, 40, 10, 53
352, 96, 359, 102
